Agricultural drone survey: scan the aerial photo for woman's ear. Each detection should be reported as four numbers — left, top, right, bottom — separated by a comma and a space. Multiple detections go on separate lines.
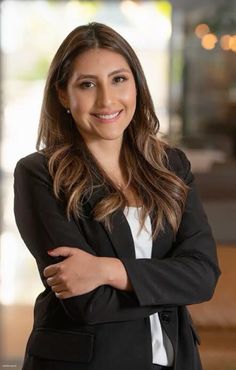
56, 86, 69, 109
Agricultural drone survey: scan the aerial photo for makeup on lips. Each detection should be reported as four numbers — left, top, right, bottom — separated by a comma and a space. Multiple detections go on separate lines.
92, 110, 122, 123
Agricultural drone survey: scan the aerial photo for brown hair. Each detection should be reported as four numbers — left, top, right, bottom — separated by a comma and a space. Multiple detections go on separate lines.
37, 22, 188, 238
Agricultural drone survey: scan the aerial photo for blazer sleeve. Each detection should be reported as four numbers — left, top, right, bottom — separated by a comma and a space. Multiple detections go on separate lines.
14, 153, 159, 325
121, 148, 221, 307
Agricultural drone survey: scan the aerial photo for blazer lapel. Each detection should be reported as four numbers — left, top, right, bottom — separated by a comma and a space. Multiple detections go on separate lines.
105, 210, 136, 259
150, 211, 175, 259
85, 187, 136, 259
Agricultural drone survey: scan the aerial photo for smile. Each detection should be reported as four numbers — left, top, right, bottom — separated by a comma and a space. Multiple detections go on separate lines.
93, 110, 122, 121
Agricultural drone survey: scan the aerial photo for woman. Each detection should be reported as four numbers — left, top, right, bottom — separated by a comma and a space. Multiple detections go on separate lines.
14, 22, 220, 370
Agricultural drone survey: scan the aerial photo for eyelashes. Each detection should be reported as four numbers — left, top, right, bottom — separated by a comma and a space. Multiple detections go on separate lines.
79, 75, 128, 89
79, 81, 95, 89
113, 75, 128, 84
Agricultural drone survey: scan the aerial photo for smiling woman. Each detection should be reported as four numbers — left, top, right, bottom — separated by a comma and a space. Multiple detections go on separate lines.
14, 22, 220, 370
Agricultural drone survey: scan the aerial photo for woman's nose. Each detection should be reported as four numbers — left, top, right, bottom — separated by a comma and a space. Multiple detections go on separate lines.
96, 84, 113, 108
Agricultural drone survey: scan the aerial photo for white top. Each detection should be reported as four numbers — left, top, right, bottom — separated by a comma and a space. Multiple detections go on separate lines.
123, 207, 174, 366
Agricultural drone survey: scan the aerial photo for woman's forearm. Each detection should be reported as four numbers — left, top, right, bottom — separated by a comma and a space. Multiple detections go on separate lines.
99, 257, 133, 291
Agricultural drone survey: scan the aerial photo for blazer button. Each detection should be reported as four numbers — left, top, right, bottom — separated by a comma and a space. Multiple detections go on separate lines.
160, 313, 170, 323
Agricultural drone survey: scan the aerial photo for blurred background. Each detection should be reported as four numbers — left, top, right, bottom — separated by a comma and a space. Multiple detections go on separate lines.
0, 0, 235, 369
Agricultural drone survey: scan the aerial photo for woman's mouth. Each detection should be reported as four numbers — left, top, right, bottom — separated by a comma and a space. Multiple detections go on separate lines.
92, 110, 122, 122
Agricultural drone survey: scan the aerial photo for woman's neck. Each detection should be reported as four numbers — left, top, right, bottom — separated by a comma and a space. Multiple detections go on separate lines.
86, 139, 123, 178
85, 138, 141, 207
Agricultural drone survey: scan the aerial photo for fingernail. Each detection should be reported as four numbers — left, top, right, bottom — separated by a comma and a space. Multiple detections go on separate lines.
48, 249, 55, 253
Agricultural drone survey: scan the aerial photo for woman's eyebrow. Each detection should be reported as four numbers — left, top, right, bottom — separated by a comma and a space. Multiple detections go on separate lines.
75, 68, 131, 81
108, 68, 131, 77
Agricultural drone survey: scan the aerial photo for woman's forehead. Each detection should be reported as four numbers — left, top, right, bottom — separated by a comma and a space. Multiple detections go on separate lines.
70, 48, 132, 76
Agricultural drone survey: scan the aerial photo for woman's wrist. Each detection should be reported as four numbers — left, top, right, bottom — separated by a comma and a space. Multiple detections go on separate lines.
98, 257, 133, 291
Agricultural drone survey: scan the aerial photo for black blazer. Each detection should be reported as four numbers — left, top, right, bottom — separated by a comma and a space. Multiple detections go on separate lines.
14, 147, 220, 370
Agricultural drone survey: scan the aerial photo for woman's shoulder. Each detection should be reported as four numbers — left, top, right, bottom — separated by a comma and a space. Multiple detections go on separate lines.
14, 151, 50, 181
15, 150, 47, 170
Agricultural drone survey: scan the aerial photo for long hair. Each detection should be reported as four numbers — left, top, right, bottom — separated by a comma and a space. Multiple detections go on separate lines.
37, 22, 188, 238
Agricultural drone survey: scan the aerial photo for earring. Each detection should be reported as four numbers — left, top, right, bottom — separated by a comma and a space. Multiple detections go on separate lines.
66, 108, 71, 114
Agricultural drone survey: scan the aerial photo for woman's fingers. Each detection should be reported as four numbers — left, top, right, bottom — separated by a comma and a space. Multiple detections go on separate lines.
51, 283, 76, 299
46, 276, 61, 286
44, 264, 58, 278
48, 246, 75, 258
43, 247, 101, 297
48, 276, 76, 294
51, 283, 65, 293
43, 247, 78, 278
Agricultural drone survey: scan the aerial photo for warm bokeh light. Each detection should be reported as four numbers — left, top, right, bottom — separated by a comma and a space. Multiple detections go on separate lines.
195, 23, 210, 39
220, 34, 231, 50
230, 35, 236, 52
220, 34, 236, 52
201, 33, 218, 50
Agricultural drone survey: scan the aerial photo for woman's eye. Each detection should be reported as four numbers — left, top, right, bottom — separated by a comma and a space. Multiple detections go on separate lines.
80, 81, 95, 89
113, 76, 127, 84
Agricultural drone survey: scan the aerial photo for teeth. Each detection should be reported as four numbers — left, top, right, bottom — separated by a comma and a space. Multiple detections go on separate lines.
95, 111, 120, 119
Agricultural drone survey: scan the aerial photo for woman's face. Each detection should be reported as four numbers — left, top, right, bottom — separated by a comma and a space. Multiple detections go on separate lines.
58, 48, 136, 145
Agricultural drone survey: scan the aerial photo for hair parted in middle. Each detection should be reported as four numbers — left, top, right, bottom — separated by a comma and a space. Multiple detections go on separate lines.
37, 22, 188, 238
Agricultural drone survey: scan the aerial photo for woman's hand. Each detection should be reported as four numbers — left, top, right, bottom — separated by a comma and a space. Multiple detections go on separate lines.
43, 247, 104, 299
